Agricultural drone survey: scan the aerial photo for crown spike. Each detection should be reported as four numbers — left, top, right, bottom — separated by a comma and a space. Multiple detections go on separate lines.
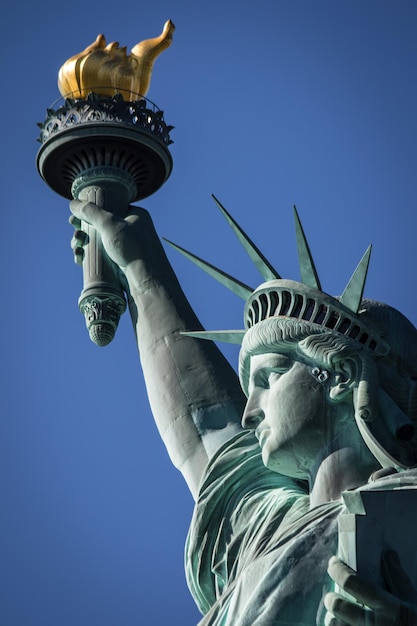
293, 206, 321, 290
181, 330, 246, 344
340, 244, 372, 314
212, 194, 281, 281
163, 238, 253, 300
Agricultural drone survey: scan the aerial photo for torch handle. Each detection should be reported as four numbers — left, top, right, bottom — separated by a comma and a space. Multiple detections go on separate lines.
76, 184, 127, 347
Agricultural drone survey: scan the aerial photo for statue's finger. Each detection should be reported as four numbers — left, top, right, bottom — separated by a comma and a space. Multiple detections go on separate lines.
73, 246, 84, 265
69, 215, 81, 230
69, 199, 116, 230
324, 609, 345, 626
327, 557, 389, 610
73, 229, 88, 245
324, 591, 373, 625
71, 231, 88, 252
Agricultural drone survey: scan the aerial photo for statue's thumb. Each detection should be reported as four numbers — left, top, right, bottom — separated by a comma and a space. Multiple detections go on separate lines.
69, 198, 110, 230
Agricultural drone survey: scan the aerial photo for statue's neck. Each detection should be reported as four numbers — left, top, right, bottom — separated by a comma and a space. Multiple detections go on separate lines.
308, 437, 379, 509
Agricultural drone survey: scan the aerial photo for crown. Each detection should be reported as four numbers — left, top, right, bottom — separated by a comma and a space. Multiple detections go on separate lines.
164, 195, 389, 358
57, 20, 175, 100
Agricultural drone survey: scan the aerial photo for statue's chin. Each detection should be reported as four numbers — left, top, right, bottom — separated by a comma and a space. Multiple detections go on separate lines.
263, 448, 307, 480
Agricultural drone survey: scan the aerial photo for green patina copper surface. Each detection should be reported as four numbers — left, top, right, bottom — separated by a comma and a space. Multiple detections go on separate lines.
69, 194, 417, 624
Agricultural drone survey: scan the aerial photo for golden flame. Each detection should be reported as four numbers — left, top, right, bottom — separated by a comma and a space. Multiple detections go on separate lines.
58, 20, 175, 99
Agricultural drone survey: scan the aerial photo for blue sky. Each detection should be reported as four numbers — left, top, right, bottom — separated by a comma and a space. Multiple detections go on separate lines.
2, 1, 417, 624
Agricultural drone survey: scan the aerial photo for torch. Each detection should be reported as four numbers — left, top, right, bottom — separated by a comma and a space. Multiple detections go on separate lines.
36, 21, 175, 346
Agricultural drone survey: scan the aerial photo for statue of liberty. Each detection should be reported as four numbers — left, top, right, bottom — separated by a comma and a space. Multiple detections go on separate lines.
69, 195, 417, 625
35, 21, 417, 625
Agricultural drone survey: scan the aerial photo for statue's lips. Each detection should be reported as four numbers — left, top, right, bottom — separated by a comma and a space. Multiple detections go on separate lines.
256, 428, 270, 448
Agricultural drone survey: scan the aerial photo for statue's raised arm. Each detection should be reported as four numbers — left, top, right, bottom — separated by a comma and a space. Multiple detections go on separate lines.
70, 199, 245, 498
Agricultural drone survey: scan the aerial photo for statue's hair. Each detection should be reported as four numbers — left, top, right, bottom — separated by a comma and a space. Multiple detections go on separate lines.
239, 318, 363, 391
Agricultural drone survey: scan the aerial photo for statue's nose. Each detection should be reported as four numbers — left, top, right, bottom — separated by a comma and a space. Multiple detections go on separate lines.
241, 393, 265, 430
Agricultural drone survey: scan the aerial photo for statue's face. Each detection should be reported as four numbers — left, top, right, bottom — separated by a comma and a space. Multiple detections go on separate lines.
242, 352, 330, 478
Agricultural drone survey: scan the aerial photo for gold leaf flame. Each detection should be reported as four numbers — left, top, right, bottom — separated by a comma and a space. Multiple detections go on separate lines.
58, 20, 175, 99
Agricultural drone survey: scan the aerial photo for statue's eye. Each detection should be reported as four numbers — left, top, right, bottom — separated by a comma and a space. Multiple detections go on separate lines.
263, 371, 281, 388
266, 357, 292, 381
257, 367, 287, 389
249, 355, 292, 392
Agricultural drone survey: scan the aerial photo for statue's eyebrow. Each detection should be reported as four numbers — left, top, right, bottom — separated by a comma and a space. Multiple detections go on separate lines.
249, 354, 292, 382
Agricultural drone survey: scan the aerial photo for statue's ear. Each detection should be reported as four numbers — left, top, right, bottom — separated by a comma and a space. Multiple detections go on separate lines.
329, 357, 359, 401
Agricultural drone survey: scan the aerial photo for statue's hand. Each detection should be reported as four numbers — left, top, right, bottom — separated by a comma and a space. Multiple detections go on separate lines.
70, 199, 152, 270
324, 553, 417, 625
